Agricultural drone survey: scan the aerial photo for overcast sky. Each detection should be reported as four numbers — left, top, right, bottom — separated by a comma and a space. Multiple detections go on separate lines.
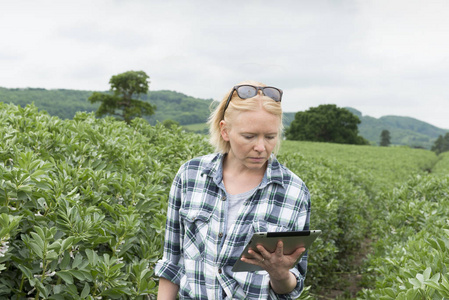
1, 0, 449, 129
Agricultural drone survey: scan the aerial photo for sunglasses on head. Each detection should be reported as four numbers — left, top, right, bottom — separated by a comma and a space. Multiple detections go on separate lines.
222, 84, 283, 119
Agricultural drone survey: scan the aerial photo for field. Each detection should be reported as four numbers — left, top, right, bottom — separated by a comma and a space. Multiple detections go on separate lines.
281, 140, 438, 189
1, 102, 449, 299
181, 122, 208, 133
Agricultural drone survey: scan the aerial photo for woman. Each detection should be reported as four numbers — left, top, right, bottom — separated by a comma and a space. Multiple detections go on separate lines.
155, 81, 311, 299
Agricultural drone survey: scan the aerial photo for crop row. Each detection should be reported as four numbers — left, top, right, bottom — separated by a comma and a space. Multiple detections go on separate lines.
357, 173, 449, 299
277, 151, 372, 296
280, 140, 446, 298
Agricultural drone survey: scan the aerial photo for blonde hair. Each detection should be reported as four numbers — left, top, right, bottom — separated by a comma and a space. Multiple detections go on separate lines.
208, 80, 283, 154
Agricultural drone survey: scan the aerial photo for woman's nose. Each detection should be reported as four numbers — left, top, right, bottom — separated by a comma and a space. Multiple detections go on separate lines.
254, 139, 266, 152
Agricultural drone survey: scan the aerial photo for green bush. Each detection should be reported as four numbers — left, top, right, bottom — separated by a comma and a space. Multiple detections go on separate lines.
0, 103, 211, 299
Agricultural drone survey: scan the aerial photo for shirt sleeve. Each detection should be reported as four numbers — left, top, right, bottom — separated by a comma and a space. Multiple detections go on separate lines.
154, 167, 184, 285
272, 181, 311, 299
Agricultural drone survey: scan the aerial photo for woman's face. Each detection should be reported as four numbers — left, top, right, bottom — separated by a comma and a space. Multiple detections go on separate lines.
220, 107, 280, 171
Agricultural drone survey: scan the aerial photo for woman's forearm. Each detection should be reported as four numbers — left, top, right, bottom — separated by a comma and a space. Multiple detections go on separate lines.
269, 271, 297, 295
157, 278, 179, 300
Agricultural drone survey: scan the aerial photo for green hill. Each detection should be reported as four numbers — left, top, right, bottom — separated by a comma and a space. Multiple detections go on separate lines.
0, 87, 97, 119
1, 87, 446, 149
345, 107, 448, 148
0, 87, 213, 126
0, 87, 296, 129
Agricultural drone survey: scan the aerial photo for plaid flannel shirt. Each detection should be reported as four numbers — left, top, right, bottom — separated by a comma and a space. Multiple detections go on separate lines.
155, 153, 311, 299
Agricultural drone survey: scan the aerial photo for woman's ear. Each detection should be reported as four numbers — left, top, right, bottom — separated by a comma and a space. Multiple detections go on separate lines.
220, 120, 230, 141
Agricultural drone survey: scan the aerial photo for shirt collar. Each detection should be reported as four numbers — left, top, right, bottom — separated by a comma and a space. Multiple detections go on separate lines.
201, 153, 285, 189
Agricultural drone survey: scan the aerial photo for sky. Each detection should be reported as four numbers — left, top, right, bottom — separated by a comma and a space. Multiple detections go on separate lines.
1, 0, 449, 129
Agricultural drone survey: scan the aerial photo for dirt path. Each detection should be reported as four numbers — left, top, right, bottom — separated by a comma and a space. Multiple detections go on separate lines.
317, 238, 372, 299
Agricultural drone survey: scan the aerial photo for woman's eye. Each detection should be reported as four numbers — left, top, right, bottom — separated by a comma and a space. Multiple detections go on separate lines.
266, 136, 276, 140
243, 136, 254, 140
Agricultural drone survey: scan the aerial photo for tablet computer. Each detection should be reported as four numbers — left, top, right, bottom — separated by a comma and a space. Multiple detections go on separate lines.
232, 230, 322, 272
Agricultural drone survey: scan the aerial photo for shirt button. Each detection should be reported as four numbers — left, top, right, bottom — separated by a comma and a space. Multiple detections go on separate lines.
218, 232, 223, 238
218, 268, 222, 274
221, 196, 226, 201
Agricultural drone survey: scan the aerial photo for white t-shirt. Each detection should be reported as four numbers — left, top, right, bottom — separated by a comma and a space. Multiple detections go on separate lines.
226, 186, 258, 233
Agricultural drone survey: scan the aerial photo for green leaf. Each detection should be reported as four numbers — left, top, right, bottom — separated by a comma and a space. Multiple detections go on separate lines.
31, 169, 47, 178
101, 288, 126, 299
60, 252, 71, 269
37, 197, 48, 209
30, 232, 45, 250
72, 252, 83, 269
29, 241, 44, 258
35, 182, 51, 190
81, 282, 90, 298
48, 240, 62, 253
53, 284, 65, 295
423, 267, 432, 280
61, 236, 75, 251
57, 270, 74, 284
409, 278, 422, 289
85, 249, 98, 266
69, 269, 86, 281
430, 273, 441, 283
47, 250, 59, 260
425, 279, 442, 291
384, 288, 396, 297
34, 279, 50, 298
441, 275, 449, 291
17, 264, 33, 279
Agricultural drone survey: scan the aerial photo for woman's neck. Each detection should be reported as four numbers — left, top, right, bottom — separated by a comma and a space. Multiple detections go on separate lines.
222, 155, 266, 195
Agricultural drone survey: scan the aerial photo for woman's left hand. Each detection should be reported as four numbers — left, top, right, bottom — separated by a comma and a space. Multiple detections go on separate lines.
241, 241, 305, 293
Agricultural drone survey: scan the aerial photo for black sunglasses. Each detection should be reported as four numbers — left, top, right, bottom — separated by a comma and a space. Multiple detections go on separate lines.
222, 85, 283, 119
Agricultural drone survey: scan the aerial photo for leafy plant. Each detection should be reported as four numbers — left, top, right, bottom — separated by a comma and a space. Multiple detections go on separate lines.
0, 103, 211, 299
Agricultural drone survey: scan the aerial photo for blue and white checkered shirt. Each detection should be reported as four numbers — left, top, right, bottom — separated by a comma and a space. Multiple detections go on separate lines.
155, 153, 311, 299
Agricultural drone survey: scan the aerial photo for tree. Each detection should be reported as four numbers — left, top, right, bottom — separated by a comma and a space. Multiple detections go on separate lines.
379, 129, 391, 146
162, 119, 180, 129
431, 132, 449, 154
88, 70, 156, 124
285, 104, 368, 145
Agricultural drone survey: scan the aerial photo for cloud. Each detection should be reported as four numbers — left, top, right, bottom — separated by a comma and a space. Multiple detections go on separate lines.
1, 0, 449, 129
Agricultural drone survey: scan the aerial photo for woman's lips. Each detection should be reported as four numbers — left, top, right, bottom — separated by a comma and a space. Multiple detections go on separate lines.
249, 157, 265, 162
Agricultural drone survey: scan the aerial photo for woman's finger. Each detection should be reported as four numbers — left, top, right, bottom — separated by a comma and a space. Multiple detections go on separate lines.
255, 244, 273, 260
242, 248, 266, 265
275, 240, 284, 255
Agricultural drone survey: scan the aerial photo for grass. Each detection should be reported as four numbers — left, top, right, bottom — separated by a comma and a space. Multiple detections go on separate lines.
182, 122, 208, 132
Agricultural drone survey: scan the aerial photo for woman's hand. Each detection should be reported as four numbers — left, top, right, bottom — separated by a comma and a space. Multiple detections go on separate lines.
241, 241, 305, 294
